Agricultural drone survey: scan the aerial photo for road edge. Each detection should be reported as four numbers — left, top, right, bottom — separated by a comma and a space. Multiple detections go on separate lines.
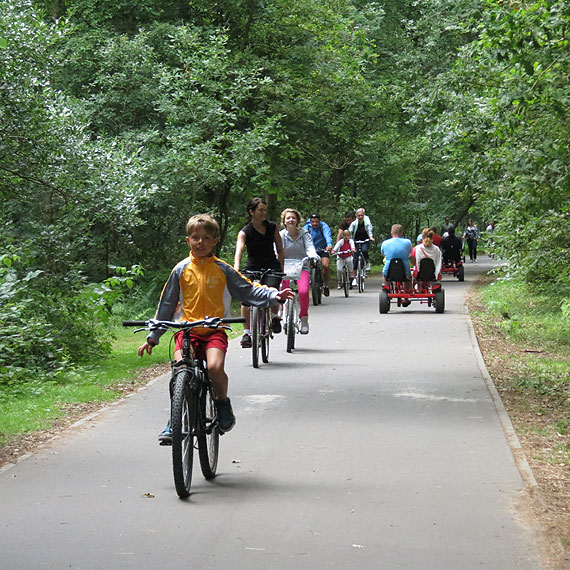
463, 301, 538, 488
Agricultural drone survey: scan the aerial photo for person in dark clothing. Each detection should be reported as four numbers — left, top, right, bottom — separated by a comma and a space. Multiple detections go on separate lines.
440, 226, 464, 263
234, 198, 284, 347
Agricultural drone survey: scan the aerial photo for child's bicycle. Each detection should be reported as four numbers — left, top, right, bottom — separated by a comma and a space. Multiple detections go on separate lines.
331, 250, 351, 297
123, 316, 245, 499
243, 269, 284, 368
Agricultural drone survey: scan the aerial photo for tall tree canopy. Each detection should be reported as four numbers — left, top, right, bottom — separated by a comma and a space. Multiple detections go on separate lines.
1, 0, 568, 380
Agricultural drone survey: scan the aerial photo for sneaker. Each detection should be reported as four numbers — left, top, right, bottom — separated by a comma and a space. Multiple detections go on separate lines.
351, 278, 357, 287
271, 316, 282, 334
402, 299, 411, 307
240, 333, 252, 348
337, 284, 342, 290
366, 262, 371, 271
300, 316, 309, 334
158, 423, 172, 446
323, 286, 330, 297
216, 398, 236, 433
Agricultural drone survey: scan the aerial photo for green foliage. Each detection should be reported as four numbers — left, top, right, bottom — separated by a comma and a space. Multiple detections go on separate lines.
483, 277, 570, 350
0, 246, 144, 385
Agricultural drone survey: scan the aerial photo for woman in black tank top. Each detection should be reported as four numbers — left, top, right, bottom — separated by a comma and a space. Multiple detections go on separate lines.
233, 198, 284, 346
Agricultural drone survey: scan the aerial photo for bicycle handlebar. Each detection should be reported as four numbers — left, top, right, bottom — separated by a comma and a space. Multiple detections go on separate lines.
243, 269, 286, 279
123, 316, 246, 331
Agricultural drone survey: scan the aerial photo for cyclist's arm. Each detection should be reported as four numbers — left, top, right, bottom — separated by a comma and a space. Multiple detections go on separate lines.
303, 231, 320, 260
223, 263, 282, 307
274, 225, 285, 270
234, 230, 247, 271
323, 222, 333, 249
145, 263, 184, 346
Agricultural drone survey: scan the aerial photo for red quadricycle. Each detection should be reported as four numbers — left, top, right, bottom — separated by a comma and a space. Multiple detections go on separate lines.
379, 258, 445, 314
441, 256, 465, 281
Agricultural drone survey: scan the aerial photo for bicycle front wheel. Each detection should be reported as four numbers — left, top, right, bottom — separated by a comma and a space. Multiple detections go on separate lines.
251, 306, 260, 368
261, 309, 270, 363
198, 384, 219, 480
286, 299, 296, 353
171, 370, 196, 498
342, 266, 350, 297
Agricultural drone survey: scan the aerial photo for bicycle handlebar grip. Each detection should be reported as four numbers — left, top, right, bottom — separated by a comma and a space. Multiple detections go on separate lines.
222, 317, 247, 324
122, 320, 148, 327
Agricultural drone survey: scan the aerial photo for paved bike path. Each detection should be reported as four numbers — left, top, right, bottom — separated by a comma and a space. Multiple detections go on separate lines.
0, 256, 541, 569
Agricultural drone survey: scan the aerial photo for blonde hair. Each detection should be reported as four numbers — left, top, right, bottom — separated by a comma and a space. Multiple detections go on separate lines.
342, 229, 352, 239
356, 208, 365, 215
280, 208, 302, 227
186, 214, 220, 238
421, 228, 434, 247
391, 224, 403, 236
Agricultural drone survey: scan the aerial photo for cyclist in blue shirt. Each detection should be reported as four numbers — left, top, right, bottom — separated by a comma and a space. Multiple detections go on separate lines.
381, 223, 413, 304
303, 213, 333, 296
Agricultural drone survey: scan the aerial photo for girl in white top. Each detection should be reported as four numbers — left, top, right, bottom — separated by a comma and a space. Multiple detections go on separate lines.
331, 230, 356, 287
414, 228, 442, 284
279, 208, 319, 334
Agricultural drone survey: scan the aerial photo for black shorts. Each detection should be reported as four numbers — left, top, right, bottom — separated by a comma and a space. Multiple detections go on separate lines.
316, 249, 330, 258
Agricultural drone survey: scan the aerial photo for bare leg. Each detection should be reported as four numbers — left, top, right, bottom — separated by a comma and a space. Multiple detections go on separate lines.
321, 257, 330, 286
205, 347, 228, 400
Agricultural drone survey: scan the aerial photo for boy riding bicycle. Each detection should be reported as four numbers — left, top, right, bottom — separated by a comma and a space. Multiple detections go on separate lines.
137, 214, 294, 442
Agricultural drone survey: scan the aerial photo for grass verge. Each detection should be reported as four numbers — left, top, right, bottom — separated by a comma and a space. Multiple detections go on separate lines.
467, 273, 569, 568
0, 322, 244, 451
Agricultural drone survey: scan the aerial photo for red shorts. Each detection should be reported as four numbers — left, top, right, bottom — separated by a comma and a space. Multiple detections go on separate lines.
174, 329, 228, 358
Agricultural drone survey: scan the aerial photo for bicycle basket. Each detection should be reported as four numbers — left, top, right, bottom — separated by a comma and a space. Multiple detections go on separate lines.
261, 272, 282, 289
283, 258, 304, 280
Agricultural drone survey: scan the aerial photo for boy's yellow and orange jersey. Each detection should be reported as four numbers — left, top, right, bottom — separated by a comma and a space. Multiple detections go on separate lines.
147, 253, 279, 345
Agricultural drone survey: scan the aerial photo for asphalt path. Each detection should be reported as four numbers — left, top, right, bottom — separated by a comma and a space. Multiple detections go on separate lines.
1, 256, 542, 570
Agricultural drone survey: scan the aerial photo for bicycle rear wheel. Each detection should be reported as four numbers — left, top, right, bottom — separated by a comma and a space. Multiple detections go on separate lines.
286, 299, 296, 353
261, 309, 270, 363
198, 384, 219, 480
342, 266, 349, 297
171, 370, 196, 498
251, 306, 261, 368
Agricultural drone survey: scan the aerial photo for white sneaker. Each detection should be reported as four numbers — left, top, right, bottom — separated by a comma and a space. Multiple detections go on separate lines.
351, 278, 357, 287
300, 316, 309, 334
366, 262, 371, 271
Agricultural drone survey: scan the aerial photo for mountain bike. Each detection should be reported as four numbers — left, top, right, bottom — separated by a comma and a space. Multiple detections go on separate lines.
282, 258, 304, 353
310, 258, 323, 306
123, 316, 245, 499
243, 269, 284, 368
354, 239, 369, 293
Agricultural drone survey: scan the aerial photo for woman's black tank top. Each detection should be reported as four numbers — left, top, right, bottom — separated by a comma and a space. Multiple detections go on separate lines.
242, 221, 281, 271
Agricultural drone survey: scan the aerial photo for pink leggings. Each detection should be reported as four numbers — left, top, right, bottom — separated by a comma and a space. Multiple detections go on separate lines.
282, 269, 310, 317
